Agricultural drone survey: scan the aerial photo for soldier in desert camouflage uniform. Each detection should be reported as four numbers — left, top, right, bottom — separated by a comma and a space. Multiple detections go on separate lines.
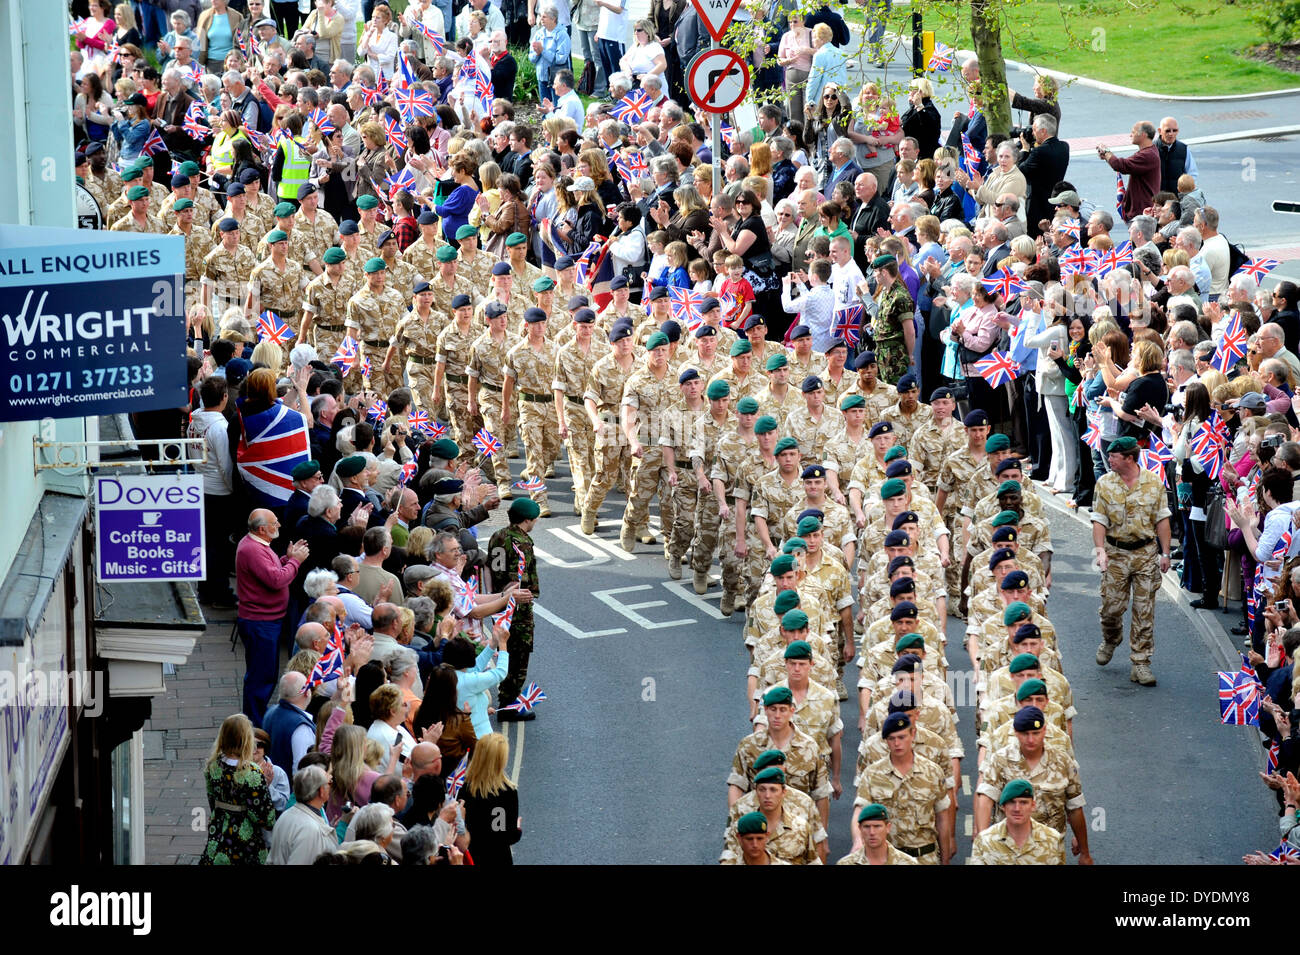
853, 712, 953, 864
467, 303, 520, 495
552, 307, 608, 507
434, 293, 484, 464
503, 308, 562, 515
580, 324, 639, 532
345, 257, 408, 397
968, 780, 1066, 865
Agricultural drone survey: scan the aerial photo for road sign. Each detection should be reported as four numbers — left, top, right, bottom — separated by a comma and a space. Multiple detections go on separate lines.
690, 0, 745, 42
686, 49, 750, 116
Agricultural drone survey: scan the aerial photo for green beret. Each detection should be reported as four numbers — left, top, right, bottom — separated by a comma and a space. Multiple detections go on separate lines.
736, 811, 768, 835
857, 803, 889, 823
335, 455, 366, 478
455, 223, 479, 240
357, 194, 379, 210
429, 438, 460, 460
997, 480, 1022, 496
753, 415, 778, 435
121, 166, 143, 183
291, 459, 322, 480
178, 161, 201, 176
774, 436, 799, 455
126, 184, 149, 200
894, 632, 925, 653
1002, 601, 1033, 626
265, 228, 289, 244
781, 537, 807, 554
435, 244, 459, 262
322, 246, 347, 265
991, 509, 1021, 528
363, 256, 387, 273
762, 685, 794, 707
736, 396, 760, 415
998, 779, 1034, 806
770, 554, 795, 576
1108, 436, 1139, 453
1016, 678, 1047, 702
1008, 653, 1040, 674
752, 749, 786, 772
870, 253, 897, 268
505, 231, 528, 247
730, 339, 752, 357
884, 444, 908, 463
781, 609, 809, 631
772, 590, 800, 615
840, 394, 866, 411
508, 498, 541, 522
796, 516, 821, 536
880, 478, 907, 499
783, 640, 812, 660
645, 331, 670, 350
752, 766, 786, 786
985, 433, 1011, 453
172, 198, 194, 212
532, 276, 555, 292
273, 201, 296, 218
765, 353, 789, 371
706, 380, 731, 400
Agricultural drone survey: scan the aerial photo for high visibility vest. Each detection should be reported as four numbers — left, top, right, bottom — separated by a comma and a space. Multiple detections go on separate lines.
211, 129, 249, 174
277, 137, 311, 201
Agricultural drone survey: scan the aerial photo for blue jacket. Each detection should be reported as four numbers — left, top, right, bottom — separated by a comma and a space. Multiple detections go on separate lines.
111, 118, 152, 164
457, 644, 509, 739
435, 183, 478, 244
528, 26, 571, 98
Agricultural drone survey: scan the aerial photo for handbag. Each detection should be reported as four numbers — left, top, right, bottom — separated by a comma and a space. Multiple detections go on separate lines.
1204, 483, 1229, 551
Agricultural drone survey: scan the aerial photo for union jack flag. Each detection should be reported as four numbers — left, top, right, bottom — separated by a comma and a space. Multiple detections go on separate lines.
514, 476, 545, 492
382, 115, 408, 153
960, 131, 981, 171
610, 89, 653, 124
385, 168, 417, 201
367, 399, 389, 421
720, 123, 736, 150
1211, 313, 1247, 373
1236, 257, 1281, 281
395, 85, 436, 123
512, 542, 527, 583
1269, 841, 1300, 862
185, 61, 206, 84
257, 310, 294, 345
1273, 531, 1294, 563
1196, 443, 1224, 481
240, 26, 256, 62
1219, 670, 1260, 726
981, 267, 1026, 300
407, 16, 446, 55
614, 150, 649, 184
494, 594, 517, 632
500, 681, 548, 713
332, 337, 359, 373
236, 401, 311, 507
668, 287, 706, 330
833, 303, 863, 347
1189, 411, 1229, 458
183, 113, 211, 141
361, 354, 372, 380
927, 41, 954, 72
1138, 448, 1170, 485
1267, 738, 1282, 775
428, 420, 448, 439
973, 351, 1021, 388
246, 128, 275, 153
1095, 241, 1135, 276
453, 574, 477, 616
1082, 412, 1103, 451
445, 753, 469, 798
398, 459, 418, 485
408, 409, 432, 434
1058, 246, 1096, 275
473, 428, 502, 457
307, 108, 335, 136
1146, 434, 1173, 464
106, 37, 126, 65
140, 128, 168, 158
305, 622, 346, 689
396, 50, 419, 89
356, 84, 384, 107
1115, 171, 1126, 217
69, 16, 85, 36
575, 237, 604, 288
1058, 218, 1081, 242
460, 53, 493, 115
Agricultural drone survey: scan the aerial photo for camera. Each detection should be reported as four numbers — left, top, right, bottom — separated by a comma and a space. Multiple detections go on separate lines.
1009, 126, 1032, 143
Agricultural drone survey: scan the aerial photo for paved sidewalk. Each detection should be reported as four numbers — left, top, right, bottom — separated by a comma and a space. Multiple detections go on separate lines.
142, 607, 243, 865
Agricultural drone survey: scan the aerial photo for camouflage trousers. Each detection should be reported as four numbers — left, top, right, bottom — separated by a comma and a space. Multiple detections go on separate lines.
1099, 543, 1160, 665
623, 446, 668, 535
562, 400, 596, 501
366, 343, 403, 398
583, 431, 632, 517
692, 492, 722, 576
444, 379, 480, 465
476, 389, 515, 486
719, 507, 766, 605
517, 401, 562, 508
668, 467, 700, 562
409, 366, 438, 420
875, 337, 909, 385
497, 620, 533, 706
943, 507, 965, 610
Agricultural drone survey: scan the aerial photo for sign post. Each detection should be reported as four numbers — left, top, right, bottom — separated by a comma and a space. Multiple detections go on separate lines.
689, 0, 747, 198
95, 474, 205, 582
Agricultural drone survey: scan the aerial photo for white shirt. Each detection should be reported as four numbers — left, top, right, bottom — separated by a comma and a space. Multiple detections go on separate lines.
1202, 233, 1230, 296
830, 259, 865, 311
621, 41, 663, 76
366, 718, 417, 760
361, 25, 399, 76
596, 0, 627, 43
554, 88, 584, 127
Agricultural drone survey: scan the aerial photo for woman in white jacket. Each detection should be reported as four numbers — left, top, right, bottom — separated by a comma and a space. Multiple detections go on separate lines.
1021, 285, 1076, 495
187, 375, 237, 605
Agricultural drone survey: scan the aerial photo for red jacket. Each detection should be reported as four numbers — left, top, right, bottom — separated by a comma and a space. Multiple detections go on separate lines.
1108, 144, 1160, 223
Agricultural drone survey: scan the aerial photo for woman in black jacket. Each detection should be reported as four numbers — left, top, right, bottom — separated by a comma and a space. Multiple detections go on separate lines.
930, 159, 964, 222
461, 732, 522, 865
900, 77, 941, 159
562, 178, 610, 255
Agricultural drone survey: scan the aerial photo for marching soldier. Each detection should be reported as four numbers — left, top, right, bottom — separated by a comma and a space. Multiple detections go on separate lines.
531, 278, 562, 344
580, 325, 638, 534
819, 339, 853, 409
292, 184, 336, 276
210, 182, 259, 253
488, 498, 543, 717
246, 229, 307, 327
387, 281, 441, 414
729, 697, 830, 822
619, 332, 678, 551
300, 247, 359, 383
253, 202, 301, 261
721, 811, 791, 865
751, 437, 809, 564
836, 804, 920, 865
911, 386, 965, 494
786, 325, 826, 387
785, 376, 841, 471
503, 308, 563, 516
552, 307, 608, 507
453, 222, 493, 289
879, 373, 932, 447
719, 766, 825, 865
709, 339, 764, 414
1091, 435, 1171, 687
677, 323, 726, 382
345, 257, 408, 397
755, 353, 802, 431
689, 380, 735, 594
467, 302, 520, 496
354, 194, 383, 261
824, 395, 871, 506
710, 396, 764, 616
109, 184, 165, 234
170, 198, 212, 316
483, 261, 532, 334
434, 293, 484, 463
841, 350, 897, 426
935, 410, 991, 615
377, 230, 417, 305
968, 780, 1066, 865
853, 712, 954, 864
201, 218, 256, 319
504, 233, 545, 297
160, 172, 201, 232
173, 160, 221, 227
661, 368, 710, 577
402, 210, 446, 281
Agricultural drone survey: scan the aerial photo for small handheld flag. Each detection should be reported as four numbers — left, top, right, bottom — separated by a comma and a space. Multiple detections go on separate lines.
332, 337, 359, 374
257, 311, 294, 345
367, 399, 389, 421
473, 428, 502, 457
445, 753, 468, 798
1210, 313, 1247, 373
514, 476, 545, 492
973, 351, 1021, 388
832, 303, 863, 348
500, 681, 548, 713
927, 41, 954, 72
610, 89, 653, 124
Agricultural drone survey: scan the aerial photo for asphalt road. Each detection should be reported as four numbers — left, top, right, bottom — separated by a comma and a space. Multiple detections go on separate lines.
472, 453, 1282, 865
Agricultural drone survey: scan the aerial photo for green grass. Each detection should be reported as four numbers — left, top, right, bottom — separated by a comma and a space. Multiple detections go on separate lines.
858, 0, 1300, 96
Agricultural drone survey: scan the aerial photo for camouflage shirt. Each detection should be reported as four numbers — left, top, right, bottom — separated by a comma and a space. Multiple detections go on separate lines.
855, 753, 951, 853
978, 738, 1085, 834
728, 725, 830, 801
968, 818, 1065, 865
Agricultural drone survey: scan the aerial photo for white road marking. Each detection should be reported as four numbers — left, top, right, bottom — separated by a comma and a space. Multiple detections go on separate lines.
563, 524, 638, 560
592, 584, 697, 630
509, 721, 524, 785
661, 579, 726, 619
533, 542, 606, 569
962, 774, 971, 796
533, 602, 627, 639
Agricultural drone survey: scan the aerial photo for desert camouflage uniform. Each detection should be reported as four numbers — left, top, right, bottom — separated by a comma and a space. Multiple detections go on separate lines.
879, 401, 934, 449
839, 380, 897, 426
401, 234, 442, 282
969, 512, 1054, 559
391, 310, 442, 412
937, 446, 987, 606
786, 349, 827, 388
763, 679, 842, 762
835, 843, 921, 865
709, 431, 765, 604
968, 818, 1066, 865
912, 418, 966, 492
719, 795, 824, 865
468, 328, 520, 487
248, 256, 306, 324
676, 348, 726, 384
755, 386, 803, 432
855, 752, 951, 863
345, 283, 408, 396
172, 224, 213, 314
782, 406, 841, 470
1092, 467, 1169, 667
581, 353, 638, 517
856, 720, 949, 786
201, 242, 256, 317
620, 364, 678, 536
707, 367, 765, 415
552, 335, 609, 501
505, 336, 563, 508
749, 470, 807, 556
743, 585, 835, 658
110, 211, 166, 234
302, 269, 361, 385
436, 319, 484, 461
659, 400, 708, 565
688, 411, 734, 580
802, 552, 855, 679
978, 738, 1085, 835
751, 639, 839, 702
727, 726, 831, 802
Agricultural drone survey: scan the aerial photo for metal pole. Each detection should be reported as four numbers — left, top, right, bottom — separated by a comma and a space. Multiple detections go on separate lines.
912, 10, 923, 76
710, 38, 722, 197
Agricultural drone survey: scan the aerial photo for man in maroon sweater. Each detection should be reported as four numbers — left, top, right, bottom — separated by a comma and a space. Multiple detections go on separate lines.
1099, 121, 1160, 223
236, 509, 310, 726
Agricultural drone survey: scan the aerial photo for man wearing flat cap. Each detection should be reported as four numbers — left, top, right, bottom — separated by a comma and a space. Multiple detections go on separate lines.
1090, 435, 1171, 687
854, 711, 953, 864
968, 780, 1065, 864
837, 803, 918, 865
720, 764, 825, 864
